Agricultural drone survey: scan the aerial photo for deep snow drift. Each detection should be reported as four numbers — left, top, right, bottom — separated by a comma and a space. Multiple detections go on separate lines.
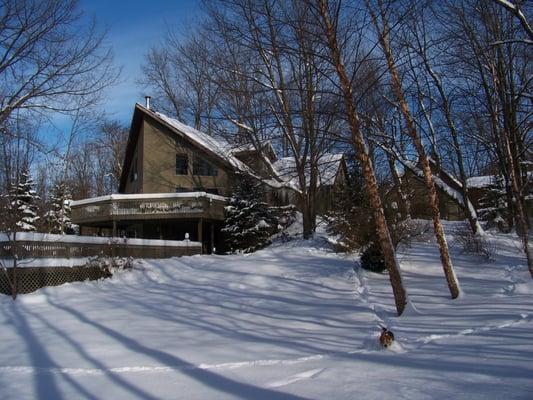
0, 223, 532, 399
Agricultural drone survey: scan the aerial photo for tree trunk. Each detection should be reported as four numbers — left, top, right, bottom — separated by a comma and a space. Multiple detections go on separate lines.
502, 135, 533, 276
368, 0, 460, 298
388, 154, 411, 219
318, 0, 407, 316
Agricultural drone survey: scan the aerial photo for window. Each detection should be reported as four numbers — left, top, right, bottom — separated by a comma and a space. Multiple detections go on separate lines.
130, 158, 138, 182
176, 154, 188, 175
175, 186, 190, 193
193, 156, 218, 176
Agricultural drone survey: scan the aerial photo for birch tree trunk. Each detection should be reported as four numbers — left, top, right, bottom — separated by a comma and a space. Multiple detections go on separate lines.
317, 0, 407, 316
367, 0, 460, 299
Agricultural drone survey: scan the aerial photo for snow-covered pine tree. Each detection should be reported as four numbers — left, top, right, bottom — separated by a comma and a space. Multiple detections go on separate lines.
46, 181, 73, 234
477, 176, 509, 232
9, 168, 40, 232
221, 174, 276, 253
326, 161, 375, 251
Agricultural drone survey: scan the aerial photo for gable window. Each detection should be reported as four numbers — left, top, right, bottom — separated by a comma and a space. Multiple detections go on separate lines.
176, 154, 188, 175
193, 156, 218, 176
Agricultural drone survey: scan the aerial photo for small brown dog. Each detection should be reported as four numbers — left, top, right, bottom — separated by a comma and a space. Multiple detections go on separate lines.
379, 327, 395, 348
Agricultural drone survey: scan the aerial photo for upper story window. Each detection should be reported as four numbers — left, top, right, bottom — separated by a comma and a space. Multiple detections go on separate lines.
130, 158, 138, 182
193, 156, 218, 176
176, 154, 188, 175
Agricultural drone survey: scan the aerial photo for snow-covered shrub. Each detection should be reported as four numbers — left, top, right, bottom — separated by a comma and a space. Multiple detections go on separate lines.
86, 255, 133, 276
270, 204, 297, 241
360, 243, 387, 273
453, 224, 496, 260
221, 174, 277, 253
392, 219, 431, 249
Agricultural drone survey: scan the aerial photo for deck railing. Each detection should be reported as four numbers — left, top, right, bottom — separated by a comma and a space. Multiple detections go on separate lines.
71, 192, 227, 224
0, 232, 202, 261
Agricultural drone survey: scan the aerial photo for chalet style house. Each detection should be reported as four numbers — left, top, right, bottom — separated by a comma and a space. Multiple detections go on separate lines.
71, 102, 347, 253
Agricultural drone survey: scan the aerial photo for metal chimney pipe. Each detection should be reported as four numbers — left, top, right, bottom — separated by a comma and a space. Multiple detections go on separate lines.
145, 95, 151, 110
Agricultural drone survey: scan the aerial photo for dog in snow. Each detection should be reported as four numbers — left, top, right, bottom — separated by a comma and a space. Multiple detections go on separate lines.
379, 327, 395, 348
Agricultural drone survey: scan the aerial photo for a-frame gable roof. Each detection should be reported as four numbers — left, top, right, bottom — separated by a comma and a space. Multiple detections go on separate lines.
119, 104, 285, 193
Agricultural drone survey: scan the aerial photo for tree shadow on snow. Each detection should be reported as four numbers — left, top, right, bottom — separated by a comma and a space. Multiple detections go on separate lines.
46, 298, 312, 400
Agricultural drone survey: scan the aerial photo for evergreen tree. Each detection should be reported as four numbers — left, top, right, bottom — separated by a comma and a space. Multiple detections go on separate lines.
221, 174, 276, 253
477, 176, 510, 232
46, 181, 73, 234
9, 169, 40, 232
326, 161, 375, 251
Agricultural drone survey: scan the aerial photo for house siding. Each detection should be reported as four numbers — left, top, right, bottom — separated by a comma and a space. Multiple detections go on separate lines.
123, 124, 144, 194
140, 116, 233, 195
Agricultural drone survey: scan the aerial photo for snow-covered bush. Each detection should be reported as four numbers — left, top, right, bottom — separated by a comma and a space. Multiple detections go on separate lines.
85, 255, 133, 276
453, 224, 496, 260
391, 219, 431, 249
221, 174, 277, 253
270, 205, 297, 241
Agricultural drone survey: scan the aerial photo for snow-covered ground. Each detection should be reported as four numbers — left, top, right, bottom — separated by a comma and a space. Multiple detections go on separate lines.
0, 223, 532, 399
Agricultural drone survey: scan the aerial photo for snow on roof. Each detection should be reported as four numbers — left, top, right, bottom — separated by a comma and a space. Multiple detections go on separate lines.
232, 141, 276, 160
272, 153, 344, 189
231, 142, 261, 153
153, 110, 295, 189
467, 175, 499, 189
155, 112, 252, 172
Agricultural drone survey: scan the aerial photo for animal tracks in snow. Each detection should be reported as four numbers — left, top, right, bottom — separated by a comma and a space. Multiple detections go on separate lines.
414, 313, 531, 346
266, 368, 325, 388
0, 354, 327, 377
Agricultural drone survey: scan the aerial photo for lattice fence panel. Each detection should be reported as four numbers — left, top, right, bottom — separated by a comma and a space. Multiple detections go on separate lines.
0, 267, 110, 296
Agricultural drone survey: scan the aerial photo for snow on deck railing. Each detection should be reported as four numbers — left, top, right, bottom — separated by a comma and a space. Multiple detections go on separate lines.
0, 232, 202, 248
70, 192, 228, 207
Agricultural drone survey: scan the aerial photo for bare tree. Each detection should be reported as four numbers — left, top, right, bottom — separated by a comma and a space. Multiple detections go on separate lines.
94, 120, 128, 194
0, 0, 119, 127
490, 0, 533, 42
140, 30, 219, 133
366, 0, 460, 299
442, 0, 532, 276
401, 8, 482, 234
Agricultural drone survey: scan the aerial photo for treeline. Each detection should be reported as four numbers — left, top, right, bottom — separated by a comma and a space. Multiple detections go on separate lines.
0, 0, 126, 231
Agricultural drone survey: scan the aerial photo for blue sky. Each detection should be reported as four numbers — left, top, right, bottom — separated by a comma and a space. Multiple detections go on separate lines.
80, 0, 200, 124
